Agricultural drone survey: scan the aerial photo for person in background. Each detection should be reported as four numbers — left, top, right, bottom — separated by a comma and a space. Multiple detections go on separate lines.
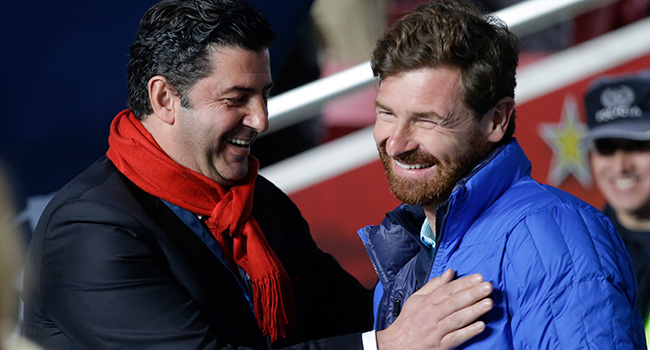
359, 0, 646, 348
582, 70, 650, 346
21, 0, 493, 349
0, 168, 40, 350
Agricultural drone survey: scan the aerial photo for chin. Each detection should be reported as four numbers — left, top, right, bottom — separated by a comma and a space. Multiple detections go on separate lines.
611, 199, 647, 213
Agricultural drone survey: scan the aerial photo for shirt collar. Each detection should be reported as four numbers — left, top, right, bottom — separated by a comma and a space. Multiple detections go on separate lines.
420, 218, 436, 249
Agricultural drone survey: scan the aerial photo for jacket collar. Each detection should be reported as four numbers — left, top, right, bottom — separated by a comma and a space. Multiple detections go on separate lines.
361, 139, 531, 282
438, 138, 531, 242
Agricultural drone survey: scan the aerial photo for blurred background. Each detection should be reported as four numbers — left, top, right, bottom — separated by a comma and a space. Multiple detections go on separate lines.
2, 0, 650, 290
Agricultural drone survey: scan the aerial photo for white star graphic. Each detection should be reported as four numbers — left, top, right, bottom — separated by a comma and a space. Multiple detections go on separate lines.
537, 94, 592, 188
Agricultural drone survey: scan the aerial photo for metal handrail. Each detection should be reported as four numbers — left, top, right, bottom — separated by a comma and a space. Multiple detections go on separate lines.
263, 0, 616, 135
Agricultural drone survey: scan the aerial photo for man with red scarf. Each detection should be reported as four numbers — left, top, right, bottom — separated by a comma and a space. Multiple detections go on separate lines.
22, 0, 493, 349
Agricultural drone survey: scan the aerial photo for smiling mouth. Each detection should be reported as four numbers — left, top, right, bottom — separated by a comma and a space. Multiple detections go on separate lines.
614, 177, 638, 190
395, 160, 434, 170
226, 137, 254, 148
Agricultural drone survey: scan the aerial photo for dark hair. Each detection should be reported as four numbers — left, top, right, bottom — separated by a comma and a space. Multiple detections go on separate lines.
371, 0, 519, 143
127, 0, 276, 118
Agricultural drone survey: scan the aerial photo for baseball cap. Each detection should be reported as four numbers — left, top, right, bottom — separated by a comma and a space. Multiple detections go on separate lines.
582, 70, 650, 145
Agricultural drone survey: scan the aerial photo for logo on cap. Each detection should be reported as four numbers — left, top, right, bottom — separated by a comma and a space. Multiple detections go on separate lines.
595, 85, 643, 123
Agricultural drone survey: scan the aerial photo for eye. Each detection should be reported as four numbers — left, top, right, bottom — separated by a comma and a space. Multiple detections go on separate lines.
224, 96, 247, 106
594, 139, 650, 155
415, 118, 437, 129
376, 110, 395, 121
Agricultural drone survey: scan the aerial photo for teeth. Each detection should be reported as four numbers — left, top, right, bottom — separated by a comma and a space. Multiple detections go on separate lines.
227, 138, 252, 147
614, 177, 636, 190
395, 160, 433, 170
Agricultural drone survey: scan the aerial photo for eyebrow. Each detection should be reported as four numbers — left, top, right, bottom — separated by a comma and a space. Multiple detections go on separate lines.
374, 100, 392, 111
375, 100, 447, 120
223, 82, 275, 94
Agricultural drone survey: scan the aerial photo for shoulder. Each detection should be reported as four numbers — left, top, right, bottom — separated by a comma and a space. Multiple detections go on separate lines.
499, 181, 636, 301
498, 187, 643, 347
492, 176, 613, 240
254, 173, 295, 206
46, 156, 138, 210
476, 176, 634, 284
252, 174, 312, 243
252, 175, 305, 223
503, 181, 620, 264
504, 180, 616, 246
33, 156, 164, 245
254, 174, 289, 201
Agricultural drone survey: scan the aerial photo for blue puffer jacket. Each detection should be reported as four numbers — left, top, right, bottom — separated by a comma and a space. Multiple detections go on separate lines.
359, 139, 646, 349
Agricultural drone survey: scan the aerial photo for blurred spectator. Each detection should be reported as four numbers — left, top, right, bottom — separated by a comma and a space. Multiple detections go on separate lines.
310, 0, 389, 139
582, 70, 650, 346
311, 0, 387, 66
0, 167, 40, 350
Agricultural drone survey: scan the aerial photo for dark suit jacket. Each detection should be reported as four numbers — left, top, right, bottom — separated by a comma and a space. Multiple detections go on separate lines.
23, 157, 373, 349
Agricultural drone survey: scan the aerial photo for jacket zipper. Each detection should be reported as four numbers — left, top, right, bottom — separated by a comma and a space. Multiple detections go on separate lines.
392, 298, 402, 317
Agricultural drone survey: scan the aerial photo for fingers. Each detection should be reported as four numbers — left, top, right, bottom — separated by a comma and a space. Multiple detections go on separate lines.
378, 289, 492, 350
441, 320, 487, 349
379, 270, 493, 350
412, 271, 493, 334
439, 295, 493, 334
435, 279, 493, 349
416, 270, 490, 305
428, 279, 492, 321
414, 268, 455, 294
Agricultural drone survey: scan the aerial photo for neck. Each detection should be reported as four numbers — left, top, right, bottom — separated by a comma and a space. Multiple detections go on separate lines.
617, 209, 650, 231
423, 204, 438, 238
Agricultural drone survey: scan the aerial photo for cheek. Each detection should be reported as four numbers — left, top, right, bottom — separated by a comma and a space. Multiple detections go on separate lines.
373, 122, 391, 144
419, 133, 455, 160
589, 155, 609, 176
591, 166, 610, 190
634, 156, 650, 173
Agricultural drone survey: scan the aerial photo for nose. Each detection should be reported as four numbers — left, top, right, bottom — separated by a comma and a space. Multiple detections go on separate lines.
382, 122, 418, 157
242, 96, 269, 132
612, 150, 634, 173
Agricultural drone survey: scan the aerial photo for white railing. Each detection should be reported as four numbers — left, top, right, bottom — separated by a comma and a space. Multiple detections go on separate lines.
263, 0, 616, 135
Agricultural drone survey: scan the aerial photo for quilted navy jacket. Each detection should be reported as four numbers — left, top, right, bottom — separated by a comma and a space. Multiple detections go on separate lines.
359, 139, 646, 349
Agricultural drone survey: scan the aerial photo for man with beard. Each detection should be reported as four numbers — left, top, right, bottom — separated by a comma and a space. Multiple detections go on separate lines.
358, 1, 646, 348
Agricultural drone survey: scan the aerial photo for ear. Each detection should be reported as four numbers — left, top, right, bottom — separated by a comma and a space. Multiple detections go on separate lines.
148, 75, 178, 125
483, 97, 514, 143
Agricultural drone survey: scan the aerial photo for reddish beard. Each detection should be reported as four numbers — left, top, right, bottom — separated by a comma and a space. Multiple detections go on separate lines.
378, 125, 488, 207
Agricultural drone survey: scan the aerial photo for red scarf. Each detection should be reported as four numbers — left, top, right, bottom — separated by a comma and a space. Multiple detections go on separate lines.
106, 109, 294, 341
